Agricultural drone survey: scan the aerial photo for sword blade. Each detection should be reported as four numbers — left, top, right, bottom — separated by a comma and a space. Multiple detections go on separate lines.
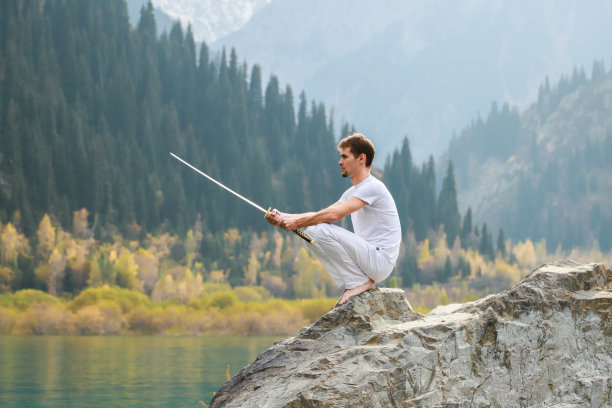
170, 152, 267, 214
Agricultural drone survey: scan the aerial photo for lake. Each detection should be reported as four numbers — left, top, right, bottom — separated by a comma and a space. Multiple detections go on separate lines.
0, 335, 280, 407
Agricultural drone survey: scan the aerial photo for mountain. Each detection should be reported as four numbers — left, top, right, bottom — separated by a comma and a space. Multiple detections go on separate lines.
208, 0, 612, 162
125, 0, 174, 34
444, 61, 612, 251
125, 0, 270, 43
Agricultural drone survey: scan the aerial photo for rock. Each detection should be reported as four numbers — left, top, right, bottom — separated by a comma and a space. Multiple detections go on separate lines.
210, 261, 612, 407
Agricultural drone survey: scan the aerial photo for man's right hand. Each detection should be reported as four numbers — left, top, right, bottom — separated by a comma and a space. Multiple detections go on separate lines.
265, 209, 284, 227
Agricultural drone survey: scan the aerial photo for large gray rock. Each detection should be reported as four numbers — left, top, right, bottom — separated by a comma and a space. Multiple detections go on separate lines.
210, 261, 611, 407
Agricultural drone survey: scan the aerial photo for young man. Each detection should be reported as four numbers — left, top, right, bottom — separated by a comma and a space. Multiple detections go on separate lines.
266, 133, 401, 305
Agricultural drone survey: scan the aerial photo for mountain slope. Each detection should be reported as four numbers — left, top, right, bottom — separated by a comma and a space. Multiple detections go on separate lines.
212, 0, 612, 161
446, 63, 612, 251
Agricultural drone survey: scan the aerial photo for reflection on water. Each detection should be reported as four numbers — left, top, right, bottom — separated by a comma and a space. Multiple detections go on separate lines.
0, 335, 280, 407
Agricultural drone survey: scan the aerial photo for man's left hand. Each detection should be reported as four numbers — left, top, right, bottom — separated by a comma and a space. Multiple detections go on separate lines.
280, 218, 299, 231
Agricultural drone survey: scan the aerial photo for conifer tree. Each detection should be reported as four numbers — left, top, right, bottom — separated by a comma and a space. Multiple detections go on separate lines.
438, 161, 461, 246
497, 228, 506, 257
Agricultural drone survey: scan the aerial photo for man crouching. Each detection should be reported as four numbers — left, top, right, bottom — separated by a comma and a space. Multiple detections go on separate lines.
266, 133, 401, 306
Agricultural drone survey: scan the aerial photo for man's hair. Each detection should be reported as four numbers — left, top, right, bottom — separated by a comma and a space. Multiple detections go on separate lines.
338, 133, 375, 167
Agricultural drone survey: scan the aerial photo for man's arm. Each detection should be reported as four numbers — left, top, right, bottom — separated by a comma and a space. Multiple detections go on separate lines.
278, 197, 367, 231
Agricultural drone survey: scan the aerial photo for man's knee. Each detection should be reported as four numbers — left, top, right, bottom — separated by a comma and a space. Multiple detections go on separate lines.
305, 223, 337, 242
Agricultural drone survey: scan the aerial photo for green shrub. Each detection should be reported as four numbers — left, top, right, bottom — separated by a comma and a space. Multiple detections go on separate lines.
68, 285, 150, 313
233, 286, 263, 303
199, 282, 231, 296
186, 296, 211, 310
295, 298, 335, 322
210, 291, 239, 309
12, 289, 60, 310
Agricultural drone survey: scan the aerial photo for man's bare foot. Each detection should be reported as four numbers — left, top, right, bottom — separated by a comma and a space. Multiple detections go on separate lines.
337, 279, 375, 306
333, 289, 348, 308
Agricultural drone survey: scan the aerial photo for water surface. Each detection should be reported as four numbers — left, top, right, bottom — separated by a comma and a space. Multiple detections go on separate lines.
0, 335, 279, 407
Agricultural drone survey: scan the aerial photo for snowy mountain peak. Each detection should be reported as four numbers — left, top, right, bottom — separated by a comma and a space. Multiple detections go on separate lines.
152, 0, 271, 43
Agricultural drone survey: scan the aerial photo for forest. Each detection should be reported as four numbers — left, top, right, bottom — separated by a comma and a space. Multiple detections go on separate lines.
1, 0, 610, 335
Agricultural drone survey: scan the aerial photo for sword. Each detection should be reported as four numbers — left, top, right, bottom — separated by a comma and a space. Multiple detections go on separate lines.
170, 152, 314, 244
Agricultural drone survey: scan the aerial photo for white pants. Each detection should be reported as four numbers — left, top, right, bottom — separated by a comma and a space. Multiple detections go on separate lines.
304, 223, 395, 289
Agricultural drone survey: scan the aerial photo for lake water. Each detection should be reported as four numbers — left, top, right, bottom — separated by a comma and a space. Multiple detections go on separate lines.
0, 335, 280, 407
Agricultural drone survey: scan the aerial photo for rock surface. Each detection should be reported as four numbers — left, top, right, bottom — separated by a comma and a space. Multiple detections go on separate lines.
210, 261, 611, 407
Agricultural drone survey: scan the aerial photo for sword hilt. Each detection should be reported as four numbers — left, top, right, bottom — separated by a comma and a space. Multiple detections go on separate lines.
265, 207, 315, 245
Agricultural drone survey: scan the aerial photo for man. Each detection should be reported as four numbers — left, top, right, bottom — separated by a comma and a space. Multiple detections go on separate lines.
266, 133, 401, 305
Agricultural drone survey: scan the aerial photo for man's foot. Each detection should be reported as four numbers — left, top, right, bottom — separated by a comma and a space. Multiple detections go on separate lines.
333, 289, 348, 308
337, 279, 375, 306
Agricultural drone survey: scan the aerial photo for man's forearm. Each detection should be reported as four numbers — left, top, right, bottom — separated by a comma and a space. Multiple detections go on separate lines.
281, 207, 341, 229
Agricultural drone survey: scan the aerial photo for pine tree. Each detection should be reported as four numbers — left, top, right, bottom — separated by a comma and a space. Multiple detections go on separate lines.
497, 228, 506, 257
438, 161, 461, 246
479, 223, 495, 261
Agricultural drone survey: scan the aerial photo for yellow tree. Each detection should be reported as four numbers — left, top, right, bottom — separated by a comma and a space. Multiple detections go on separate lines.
432, 234, 451, 265
243, 251, 259, 286
65, 235, 92, 290
0, 223, 29, 265
185, 229, 196, 269
86, 257, 102, 287
36, 214, 56, 260
133, 249, 158, 295
35, 248, 66, 296
146, 233, 177, 260
152, 274, 176, 302
272, 230, 284, 268
513, 239, 537, 268
0, 266, 13, 292
293, 248, 333, 298
73, 208, 90, 238
418, 239, 431, 268
176, 269, 203, 303
115, 248, 139, 289
224, 229, 241, 246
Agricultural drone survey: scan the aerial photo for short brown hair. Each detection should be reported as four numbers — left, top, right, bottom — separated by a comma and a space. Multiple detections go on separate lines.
338, 133, 375, 167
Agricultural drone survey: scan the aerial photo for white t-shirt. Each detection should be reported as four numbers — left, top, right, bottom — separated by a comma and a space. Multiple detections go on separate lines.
339, 175, 401, 264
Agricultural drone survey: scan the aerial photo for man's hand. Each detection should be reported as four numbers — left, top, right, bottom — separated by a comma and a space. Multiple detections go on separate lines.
265, 209, 284, 227
280, 217, 299, 231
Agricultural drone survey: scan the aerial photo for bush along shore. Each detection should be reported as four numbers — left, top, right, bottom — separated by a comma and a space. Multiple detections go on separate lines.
0, 285, 336, 336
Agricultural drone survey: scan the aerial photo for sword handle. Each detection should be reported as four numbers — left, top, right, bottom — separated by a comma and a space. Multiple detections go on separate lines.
265, 208, 315, 245
293, 229, 315, 245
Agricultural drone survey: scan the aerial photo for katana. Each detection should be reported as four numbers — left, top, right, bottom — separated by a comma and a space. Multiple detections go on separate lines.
170, 152, 314, 244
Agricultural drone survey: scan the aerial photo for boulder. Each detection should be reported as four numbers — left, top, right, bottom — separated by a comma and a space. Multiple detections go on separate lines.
210, 260, 611, 407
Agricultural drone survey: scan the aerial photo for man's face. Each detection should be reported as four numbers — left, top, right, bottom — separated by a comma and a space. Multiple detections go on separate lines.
338, 147, 362, 178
